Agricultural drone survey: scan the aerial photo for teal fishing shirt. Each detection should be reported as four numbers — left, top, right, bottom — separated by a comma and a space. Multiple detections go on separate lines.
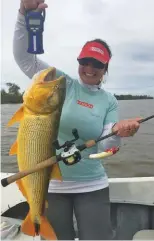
55, 69, 120, 182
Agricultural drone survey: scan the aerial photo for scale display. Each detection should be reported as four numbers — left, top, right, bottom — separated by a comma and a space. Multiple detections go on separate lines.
29, 19, 41, 25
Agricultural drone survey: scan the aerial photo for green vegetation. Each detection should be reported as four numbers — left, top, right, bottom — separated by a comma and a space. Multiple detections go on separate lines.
0, 82, 153, 104
1, 83, 23, 104
114, 94, 153, 100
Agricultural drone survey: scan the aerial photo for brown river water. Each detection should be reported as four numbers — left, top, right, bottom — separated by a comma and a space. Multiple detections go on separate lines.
1, 99, 154, 177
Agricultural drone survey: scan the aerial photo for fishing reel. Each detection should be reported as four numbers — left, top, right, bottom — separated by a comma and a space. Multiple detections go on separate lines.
53, 129, 81, 165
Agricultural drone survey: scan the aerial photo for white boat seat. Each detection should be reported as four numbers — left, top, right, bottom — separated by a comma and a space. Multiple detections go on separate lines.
133, 230, 154, 240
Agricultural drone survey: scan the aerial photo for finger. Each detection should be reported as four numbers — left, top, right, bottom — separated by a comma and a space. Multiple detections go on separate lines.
124, 120, 139, 129
119, 124, 136, 137
116, 129, 130, 137
128, 117, 142, 122
129, 121, 140, 130
37, 0, 48, 9
37, 0, 45, 3
113, 123, 127, 136
116, 121, 140, 137
23, 0, 38, 9
125, 125, 138, 136
122, 123, 131, 132
135, 117, 143, 122
37, 3, 48, 9
134, 122, 140, 129
129, 122, 137, 130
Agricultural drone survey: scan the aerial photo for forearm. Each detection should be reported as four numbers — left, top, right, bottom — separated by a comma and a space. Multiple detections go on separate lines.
13, 11, 50, 79
97, 123, 121, 152
19, 1, 25, 15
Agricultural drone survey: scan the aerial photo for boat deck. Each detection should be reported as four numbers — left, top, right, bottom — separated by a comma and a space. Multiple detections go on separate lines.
1, 173, 154, 240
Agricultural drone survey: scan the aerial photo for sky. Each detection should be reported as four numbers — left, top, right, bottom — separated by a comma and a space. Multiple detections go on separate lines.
1, 0, 154, 96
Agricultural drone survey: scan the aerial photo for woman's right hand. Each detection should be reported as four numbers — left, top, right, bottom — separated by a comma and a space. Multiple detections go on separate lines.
20, 0, 48, 14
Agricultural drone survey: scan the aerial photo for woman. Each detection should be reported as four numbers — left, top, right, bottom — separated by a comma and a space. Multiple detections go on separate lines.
13, 1, 141, 239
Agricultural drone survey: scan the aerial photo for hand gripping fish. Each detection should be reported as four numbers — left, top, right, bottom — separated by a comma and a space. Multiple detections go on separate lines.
7, 67, 66, 240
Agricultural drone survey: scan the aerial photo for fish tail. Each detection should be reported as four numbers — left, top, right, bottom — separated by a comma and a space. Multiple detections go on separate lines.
40, 216, 57, 240
21, 212, 57, 240
21, 212, 36, 237
34, 223, 40, 235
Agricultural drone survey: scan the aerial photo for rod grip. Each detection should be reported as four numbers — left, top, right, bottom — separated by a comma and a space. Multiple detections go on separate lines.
1, 156, 57, 187
1, 178, 9, 187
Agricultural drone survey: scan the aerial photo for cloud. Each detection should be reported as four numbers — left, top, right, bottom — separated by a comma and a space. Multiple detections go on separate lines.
82, 0, 108, 15
1, 0, 154, 96
129, 45, 154, 63
116, 41, 154, 62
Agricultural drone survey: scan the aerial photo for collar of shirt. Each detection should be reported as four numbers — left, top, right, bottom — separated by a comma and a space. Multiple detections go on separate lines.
78, 78, 103, 92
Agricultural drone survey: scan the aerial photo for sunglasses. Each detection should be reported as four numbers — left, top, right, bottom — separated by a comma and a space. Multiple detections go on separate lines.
77, 58, 106, 69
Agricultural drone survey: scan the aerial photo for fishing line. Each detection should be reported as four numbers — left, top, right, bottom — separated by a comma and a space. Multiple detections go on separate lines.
1, 115, 154, 187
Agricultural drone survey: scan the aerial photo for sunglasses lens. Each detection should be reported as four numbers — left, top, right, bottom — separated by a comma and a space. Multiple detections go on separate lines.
78, 58, 105, 69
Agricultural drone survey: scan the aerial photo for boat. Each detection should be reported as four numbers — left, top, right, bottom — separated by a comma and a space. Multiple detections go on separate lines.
1, 172, 154, 240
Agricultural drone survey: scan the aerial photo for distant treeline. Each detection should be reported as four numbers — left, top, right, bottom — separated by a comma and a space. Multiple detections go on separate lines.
1, 83, 23, 104
1, 82, 153, 104
114, 94, 153, 100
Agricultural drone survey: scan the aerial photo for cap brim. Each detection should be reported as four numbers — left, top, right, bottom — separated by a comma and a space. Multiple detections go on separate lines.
78, 52, 107, 64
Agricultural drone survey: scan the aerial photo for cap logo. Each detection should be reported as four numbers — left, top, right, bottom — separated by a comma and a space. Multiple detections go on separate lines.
90, 47, 104, 55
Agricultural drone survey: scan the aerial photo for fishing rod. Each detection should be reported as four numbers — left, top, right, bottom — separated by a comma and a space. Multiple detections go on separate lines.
1, 115, 154, 187
77, 114, 154, 152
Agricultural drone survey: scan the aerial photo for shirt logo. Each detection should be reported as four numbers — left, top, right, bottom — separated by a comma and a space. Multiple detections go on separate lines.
77, 100, 93, 109
90, 47, 104, 55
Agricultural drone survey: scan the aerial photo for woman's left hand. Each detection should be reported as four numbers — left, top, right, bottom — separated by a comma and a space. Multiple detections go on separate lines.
112, 117, 142, 137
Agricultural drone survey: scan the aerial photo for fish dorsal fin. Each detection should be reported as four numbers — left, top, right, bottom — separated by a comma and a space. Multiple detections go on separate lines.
7, 105, 24, 127
9, 140, 18, 155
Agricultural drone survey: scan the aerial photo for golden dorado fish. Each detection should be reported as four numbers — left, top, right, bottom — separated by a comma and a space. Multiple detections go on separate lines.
7, 67, 66, 240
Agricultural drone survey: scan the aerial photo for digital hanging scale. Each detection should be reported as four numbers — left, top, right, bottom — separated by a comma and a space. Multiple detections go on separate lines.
25, 9, 46, 54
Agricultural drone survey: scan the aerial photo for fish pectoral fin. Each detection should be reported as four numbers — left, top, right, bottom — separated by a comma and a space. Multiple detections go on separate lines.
9, 140, 18, 155
40, 216, 57, 240
7, 105, 24, 127
45, 200, 48, 209
50, 163, 62, 181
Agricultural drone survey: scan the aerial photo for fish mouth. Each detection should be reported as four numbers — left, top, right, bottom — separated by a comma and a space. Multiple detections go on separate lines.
40, 67, 66, 88
44, 67, 57, 82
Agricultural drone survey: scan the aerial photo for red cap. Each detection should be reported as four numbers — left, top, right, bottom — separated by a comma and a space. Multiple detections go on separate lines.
77, 41, 111, 64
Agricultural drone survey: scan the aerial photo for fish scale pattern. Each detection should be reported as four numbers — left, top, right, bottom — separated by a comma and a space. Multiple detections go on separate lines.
17, 114, 58, 223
